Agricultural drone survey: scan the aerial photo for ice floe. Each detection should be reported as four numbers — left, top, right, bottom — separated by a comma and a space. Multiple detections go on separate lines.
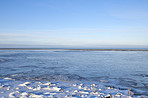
18, 82, 30, 86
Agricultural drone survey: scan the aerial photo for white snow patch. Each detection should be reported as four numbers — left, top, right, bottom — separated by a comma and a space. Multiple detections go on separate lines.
19, 82, 30, 86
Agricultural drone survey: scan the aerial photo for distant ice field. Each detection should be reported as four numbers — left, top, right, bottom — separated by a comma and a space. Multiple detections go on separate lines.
0, 50, 148, 96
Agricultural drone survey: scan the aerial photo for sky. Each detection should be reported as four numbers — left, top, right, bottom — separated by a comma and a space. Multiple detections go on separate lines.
0, 0, 148, 48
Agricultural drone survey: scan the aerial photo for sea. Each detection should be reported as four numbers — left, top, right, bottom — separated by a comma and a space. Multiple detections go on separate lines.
0, 49, 148, 97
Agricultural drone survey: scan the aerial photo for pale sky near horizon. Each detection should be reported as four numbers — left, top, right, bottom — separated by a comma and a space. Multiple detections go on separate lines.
0, 0, 148, 48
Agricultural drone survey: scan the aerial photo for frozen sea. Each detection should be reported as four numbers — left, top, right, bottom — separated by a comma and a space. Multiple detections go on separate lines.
0, 50, 148, 97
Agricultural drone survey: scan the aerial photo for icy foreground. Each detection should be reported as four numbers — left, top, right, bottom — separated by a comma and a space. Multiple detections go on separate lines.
0, 50, 148, 97
0, 78, 142, 98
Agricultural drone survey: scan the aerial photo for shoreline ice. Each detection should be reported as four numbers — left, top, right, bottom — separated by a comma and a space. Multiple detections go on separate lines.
0, 78, 145, 98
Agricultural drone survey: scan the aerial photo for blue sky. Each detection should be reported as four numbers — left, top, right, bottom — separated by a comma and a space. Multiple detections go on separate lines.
0, 0, 148, 48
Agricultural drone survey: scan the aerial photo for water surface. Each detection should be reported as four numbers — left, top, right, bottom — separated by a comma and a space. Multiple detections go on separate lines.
0, 50, 148, 96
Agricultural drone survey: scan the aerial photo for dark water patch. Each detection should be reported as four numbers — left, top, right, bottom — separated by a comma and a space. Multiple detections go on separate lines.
54, 50, 90, 53
41, 66, 65, 70
88, 76, 109, 81
19, 65, 39, 68
10, 69, 17, 71
142, 83, 148, 87
106, 77, 148, 96
0, 66, 4, 69
38, 62, 45, 64
53, 51, 63, 52
64, 73, 87, 81
115, 78, 137, 87
131, 88, 148, 96
132, 73, 148, 77
1, 67, 12, 70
